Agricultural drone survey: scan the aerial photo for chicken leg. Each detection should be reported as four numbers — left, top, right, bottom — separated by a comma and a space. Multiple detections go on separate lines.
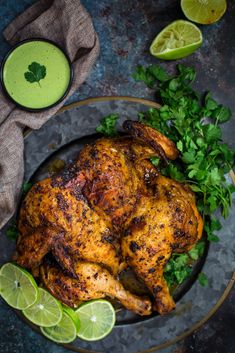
41, 260, 152, 316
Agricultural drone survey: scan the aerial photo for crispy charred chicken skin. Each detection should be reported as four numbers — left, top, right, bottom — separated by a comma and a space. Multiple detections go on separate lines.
14, 120, 202, 315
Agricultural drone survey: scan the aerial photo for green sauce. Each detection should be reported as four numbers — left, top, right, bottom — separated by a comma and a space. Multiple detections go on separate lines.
2, 40, 71, 109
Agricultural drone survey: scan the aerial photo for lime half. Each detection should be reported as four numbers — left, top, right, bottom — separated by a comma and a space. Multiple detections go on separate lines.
75, 300, 116, 341
0, 263, 38, 310
150, 20, 202, 60
41, 312, 77, 343
181, 0, 227, 25
23, 288, 62, 327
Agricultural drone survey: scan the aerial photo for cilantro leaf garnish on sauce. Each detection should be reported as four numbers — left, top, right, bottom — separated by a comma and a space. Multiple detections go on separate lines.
24, 62, 46, 87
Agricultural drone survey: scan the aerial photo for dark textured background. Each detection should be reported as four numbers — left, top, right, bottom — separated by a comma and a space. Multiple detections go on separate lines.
0, 1, 234, 353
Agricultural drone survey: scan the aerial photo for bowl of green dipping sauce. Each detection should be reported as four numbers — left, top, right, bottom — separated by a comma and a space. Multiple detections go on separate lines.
0, 38, 73, 111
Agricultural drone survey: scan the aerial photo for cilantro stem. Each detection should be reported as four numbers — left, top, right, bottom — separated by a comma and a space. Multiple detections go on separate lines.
203, 191, 207, 222
185, 180, 200, 185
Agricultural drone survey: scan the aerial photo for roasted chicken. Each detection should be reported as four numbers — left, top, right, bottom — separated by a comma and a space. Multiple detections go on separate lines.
14, 120, 203, 315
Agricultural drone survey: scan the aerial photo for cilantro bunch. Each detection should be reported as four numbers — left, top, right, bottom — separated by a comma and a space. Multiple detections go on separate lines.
133, 64, 235, 224
97, 64, 235, 288
164, 241, 207, 289
132, 64, 235, 288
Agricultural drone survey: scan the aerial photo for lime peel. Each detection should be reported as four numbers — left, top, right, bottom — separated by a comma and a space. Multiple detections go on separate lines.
41, 312, 77, 343
23, 287, 62, 327
62, 305, 80, 332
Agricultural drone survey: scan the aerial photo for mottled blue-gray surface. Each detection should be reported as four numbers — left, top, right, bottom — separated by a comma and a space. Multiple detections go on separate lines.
0, 1, 234, 353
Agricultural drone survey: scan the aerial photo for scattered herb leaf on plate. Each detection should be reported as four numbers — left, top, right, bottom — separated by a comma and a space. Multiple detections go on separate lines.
198, 272, 209, 287
96, 113, 119, 137
6, 221, 18, 240
22, 182, 33, 194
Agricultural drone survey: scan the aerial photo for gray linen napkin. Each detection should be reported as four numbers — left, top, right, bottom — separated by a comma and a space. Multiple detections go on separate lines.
0, 0, 99, 229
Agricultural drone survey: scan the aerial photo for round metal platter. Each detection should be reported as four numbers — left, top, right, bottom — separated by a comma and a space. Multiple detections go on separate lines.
0, 96, 234, 353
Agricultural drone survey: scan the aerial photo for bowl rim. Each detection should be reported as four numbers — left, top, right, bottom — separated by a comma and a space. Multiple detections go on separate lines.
0, 37, 74, 112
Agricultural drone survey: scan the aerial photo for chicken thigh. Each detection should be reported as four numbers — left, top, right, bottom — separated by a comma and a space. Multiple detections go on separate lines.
121, 175, 203, 314
15, 177, 121, 276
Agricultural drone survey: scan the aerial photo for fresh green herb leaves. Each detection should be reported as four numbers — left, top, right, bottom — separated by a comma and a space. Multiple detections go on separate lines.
188, 241, 205, 260
22, 182, 32, 194
133, 63, 234, 230
132, 65, 169, 88
24, 62, 46, 87
161, 162, 185, 182
133, 63, 234, 288
164, 241, 207, 289
149, 156, 160, 167
6, 182, 32, 241
96, 113, 119, 137
164, 253, 192, 288
205, 92, 232, 124
204, 217, 222, 242
6, 222, 18, 240
95, 64, 233, 290
198, 272, 209, 287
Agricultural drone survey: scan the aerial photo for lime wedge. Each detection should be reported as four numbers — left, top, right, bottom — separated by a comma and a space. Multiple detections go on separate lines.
40, 312, 77, 343
181, 0, 227, 25
0, 263, 38, 310
150, 20, 202, 60
23, 288, 62, 327
62, 305, 80, 332
75, 300, 116, 341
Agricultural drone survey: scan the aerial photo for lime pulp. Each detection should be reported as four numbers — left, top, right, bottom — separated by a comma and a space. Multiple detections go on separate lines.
0, 263, 38, 310
23, 287, 62, 327
75, 300, 116, 341
41, 312, 77, 343
181, 0, 227, 25
150, 20, 202, 60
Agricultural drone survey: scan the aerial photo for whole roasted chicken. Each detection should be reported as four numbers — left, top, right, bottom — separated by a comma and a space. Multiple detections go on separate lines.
14, 121, 203, 315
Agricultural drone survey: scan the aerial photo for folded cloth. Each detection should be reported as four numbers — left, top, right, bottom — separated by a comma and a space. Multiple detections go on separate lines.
0, 0, 99, 229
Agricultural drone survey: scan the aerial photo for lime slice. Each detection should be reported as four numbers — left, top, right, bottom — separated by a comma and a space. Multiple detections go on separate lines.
0, 263, 38, 310
181, 0, 227, 25
40, 312, 77, 343
150, 20, 202, 60
23, 288, 62, 327
63, 305, 80, 332
75, 300, 116, 341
